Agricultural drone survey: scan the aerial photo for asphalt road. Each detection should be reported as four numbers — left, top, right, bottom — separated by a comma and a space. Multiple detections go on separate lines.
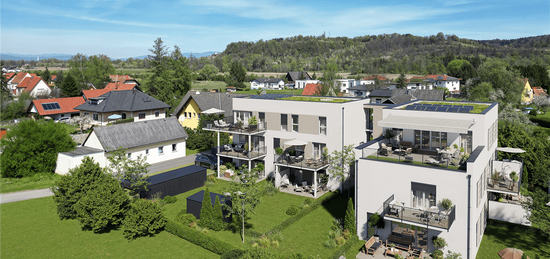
0, 152, 204, 204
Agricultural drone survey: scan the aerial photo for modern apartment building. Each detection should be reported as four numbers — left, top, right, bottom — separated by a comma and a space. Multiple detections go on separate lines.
354, 100, 522, 258
204, 94, 371, 197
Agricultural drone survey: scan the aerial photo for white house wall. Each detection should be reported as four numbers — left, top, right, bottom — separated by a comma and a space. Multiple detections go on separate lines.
55, 152, 106, 175
30, 80, 52, 97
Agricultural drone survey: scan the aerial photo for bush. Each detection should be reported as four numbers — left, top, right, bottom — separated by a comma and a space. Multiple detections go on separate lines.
122, 199, 166, 239
286, 204, 300, 216
329, 236, 359, 259
211, 195, 224, 231
221, 249, 246, 259
199, 188, 214, 229
344, 198, 356, 235
175, 211, 197, 226
113, 117, 134, 125
163, 195, 178, 204
432, 236, 448, 250
164, 220, 240, 255
432, 249, 444, 259
324, 239, 337, 248
264, 180, 279, 196
207, 174, 217, 184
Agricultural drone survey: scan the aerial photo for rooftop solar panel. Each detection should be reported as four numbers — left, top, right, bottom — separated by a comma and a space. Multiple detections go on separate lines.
458, 108, 471, 113
411, 103, 420, 105
425, 106, 437, 111
463, 106, 474, 109
421, 103, 432, 106
442, 105, 454, 108
447, 107, 459, 113
414, 105, 425, 110
453, 105, 464, 108
405, 105, 416, 110
435, 107, 449, 112
432, 104, 442, 107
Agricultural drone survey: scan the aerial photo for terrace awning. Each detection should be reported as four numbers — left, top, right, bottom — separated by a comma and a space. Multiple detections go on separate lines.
377, 115, 475, 134
202, 108, 225, 114
496, 147, 526, 153
284, 139, 308, 146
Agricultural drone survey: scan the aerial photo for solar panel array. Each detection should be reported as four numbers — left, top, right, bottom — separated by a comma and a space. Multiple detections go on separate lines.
42, 103, 61, 111
248, 94, 293, 100
405, 103, 474, 113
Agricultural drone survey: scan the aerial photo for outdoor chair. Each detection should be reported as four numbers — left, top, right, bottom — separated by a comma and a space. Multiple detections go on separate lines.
364, 236, 382, 255
218, 120, 230, 127
404, 148, 413, 161
380, 143, 392, 156
214, 121, 221, 127
224, 145, 232, 152
294, 184, 303, 192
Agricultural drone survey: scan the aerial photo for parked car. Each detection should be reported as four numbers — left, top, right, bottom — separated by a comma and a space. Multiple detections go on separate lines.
195, 154, 217, 170
55, 117, 70, 123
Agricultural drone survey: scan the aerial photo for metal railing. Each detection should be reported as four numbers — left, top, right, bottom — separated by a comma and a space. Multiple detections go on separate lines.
382, 195, 455, 230
361, 147, 466, 171
274, 153, 328, 170
217, 145, 267, 159
202, 116, 267, 134
487, 177, 520, 193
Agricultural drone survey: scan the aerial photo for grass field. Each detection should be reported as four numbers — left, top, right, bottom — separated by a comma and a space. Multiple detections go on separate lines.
0, 173, 61, 193
476, 220, 550, 258
0, 197, 219, 259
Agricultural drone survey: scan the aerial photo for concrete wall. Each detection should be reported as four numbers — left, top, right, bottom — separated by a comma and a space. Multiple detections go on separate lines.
488, 201, 530, 226
55, 151, 106, 175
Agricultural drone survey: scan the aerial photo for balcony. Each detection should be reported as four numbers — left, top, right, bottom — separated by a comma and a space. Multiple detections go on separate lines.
381, 195, 456, 230
487, 159, 523, 194
202, 116, 267, 135
274, 153, 329, 171
360, 140, 466, 171
217, 144, 267, 160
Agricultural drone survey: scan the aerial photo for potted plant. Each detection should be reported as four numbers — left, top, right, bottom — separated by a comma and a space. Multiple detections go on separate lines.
288, 149, 297, 156
491, 171, 501, 187
248, 116, 258, 125
510, 171, 519, 190
384, 129, 395, 146
390, 243, 395, 252
368, 212, 385, 238
439, 198, 453, 213
275, 147, 283, 155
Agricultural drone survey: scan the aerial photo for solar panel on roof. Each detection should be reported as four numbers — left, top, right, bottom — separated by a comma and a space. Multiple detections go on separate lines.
435, 107, 449, 112
458, 108, 470, 113
414, 106, 425, 110
411, 103, 420, 105
463, 106, 474, 109
421, 103, 432, 106
447, 107, 459, 113
432, 104, 442, 107
442, 105, 454, 108
453, 105, 464, 108
405, 106, 416, 110
54, 103, 61, 109
425, 106, 437, 111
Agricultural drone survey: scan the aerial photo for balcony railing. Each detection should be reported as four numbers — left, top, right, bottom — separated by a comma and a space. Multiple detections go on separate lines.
382, 195, 456, 230
274, 153, 329, 171
217, 144, 267, 160
487, 159, 523, 194
361, 147, 466, 171
202, 116, 267, 135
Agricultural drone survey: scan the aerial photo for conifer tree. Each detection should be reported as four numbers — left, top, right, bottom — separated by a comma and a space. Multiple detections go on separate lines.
62, 74, 79, 97
199, 188, 214, 229
212, 195, 224, 231
344, 197, 356, 235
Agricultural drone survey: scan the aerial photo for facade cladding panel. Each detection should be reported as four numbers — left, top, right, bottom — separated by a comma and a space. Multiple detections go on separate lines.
186, 190, 232, 223
141, 165, 206, 199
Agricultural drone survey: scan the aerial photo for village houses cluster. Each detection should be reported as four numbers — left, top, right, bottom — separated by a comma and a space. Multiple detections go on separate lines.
3, 69, 548, 258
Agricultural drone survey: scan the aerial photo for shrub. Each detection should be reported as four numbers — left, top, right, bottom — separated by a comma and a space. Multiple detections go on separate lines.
221, 249, 246, 259
303, 199, 313, 205
163, 195, 178, 204
329, 235, 359, 259
165, 220, 240, 255
342, 229, 351, 240
440, 198, 453, 211
324, 239, 337, 248
432, 236, 448, 250
275, 147, 283, 155
286, 204, 300, 216
122, 199, 166, 239
199, 188, 214, 229
264, 179, 279, 196
211, 195, 224, 231
335, 235, 346, 245
432, 249, 444, 259
343, 197, 356, 235
207, 174, 217, 184
113, 117, 134, 124
175, 211, 197, 226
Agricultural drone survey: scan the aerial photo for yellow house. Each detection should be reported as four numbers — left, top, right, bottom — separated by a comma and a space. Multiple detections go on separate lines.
173, 91, 246, 129
520, 78, 533, 104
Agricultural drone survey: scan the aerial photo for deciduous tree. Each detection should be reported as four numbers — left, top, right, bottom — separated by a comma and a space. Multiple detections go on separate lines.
228, 61, 247, 90
106, 148, 150, 197
122, 199, 166, 239
327, 144, 356, 197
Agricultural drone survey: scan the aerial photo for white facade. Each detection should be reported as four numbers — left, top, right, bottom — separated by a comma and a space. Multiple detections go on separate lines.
435, 80, 460, 92
335, 79, 357, 93
80, 109, 166, 126
294, 79, 319, 89
250, 79, 285, 90
355, 101, 499, 258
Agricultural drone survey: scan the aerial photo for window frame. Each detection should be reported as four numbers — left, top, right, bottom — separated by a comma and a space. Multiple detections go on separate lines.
158, 146, 164, 155
319, 116, 327, 135
155, 111, 160, 117
172, 143, 177, 152
139, 112, 146, 119
92, 113, 98, 121
292, 115, 299, 133
281, 114, 288, 131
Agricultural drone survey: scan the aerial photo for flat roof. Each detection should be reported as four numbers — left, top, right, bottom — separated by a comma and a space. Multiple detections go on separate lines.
61, 146, 103, 156
378, 115, 475, 134
148, 165, 205, 185
186, 190, 228, 204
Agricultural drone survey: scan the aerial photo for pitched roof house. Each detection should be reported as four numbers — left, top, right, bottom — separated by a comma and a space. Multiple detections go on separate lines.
109, 75, 140, 85
425, 74, 461, 92
75, 90, 170, 125
56, 117, 188, 175
28, 97, 86, 120
285, 71, 311, 82
532, 86, 549, 100
519, 78, 533, 104
250, 78, 285, 90
15, 76, 51, 97
302, 83, 321, 96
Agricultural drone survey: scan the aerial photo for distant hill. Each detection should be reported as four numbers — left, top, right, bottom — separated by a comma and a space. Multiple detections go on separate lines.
0, 51, 219, 61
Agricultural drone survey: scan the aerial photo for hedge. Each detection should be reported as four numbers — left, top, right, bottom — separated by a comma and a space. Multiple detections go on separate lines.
529, 115, 550, 128
164, 219, 241, 255
264, 191, 338, 235
113, 117, 134, 125
330, 235, 359, 259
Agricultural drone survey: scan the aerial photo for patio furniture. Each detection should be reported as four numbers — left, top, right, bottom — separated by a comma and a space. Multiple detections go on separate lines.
294, 184, 303, 192
425, 158, 439, 165
214, 121, 221, 127
364, 236, 382, 255
404, 148, 413, 161
409, 248, 424, 259
385, 244, 403, 257
224, 145, 232, 152
380, 143, 392, 156
394, 148, 406, 156
386, 238, 411, 253
218, 120, 230, 127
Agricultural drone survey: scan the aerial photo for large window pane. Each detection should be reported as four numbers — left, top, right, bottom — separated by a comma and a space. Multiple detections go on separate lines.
431, 132, 440, 149
441, 132, 448, 148
422, 131, 430, 150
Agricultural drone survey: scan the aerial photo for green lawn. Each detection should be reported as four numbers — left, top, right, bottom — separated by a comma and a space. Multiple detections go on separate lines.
186, 148, 209, 156
0, 173, 61, 193
0, 197, 219, 259
476, 220, 550, 259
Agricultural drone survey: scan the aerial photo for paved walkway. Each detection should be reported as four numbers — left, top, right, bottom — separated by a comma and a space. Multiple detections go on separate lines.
0, 152, 205, 204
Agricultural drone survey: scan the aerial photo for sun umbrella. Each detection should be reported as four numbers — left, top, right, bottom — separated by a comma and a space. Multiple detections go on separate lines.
496, 147, 526, 153
498, 248, 528, 259
108, 114, 122, 120
202, 108, 225, 114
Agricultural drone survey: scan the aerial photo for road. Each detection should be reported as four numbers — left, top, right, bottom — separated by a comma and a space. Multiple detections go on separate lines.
0, 152, 204, 204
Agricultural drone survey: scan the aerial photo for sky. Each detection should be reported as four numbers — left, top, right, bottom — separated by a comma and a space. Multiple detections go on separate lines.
2, 0, 549, 59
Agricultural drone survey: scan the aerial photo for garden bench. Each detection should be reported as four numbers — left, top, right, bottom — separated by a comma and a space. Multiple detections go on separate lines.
364, 236, 382, 255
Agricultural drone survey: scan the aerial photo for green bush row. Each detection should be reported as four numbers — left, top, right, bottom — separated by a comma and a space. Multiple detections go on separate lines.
164, 219, 241, 255
113, 117, 135, 125
329, 235, 359, 259
265, 191, 338, 235
530, 115, 550, 128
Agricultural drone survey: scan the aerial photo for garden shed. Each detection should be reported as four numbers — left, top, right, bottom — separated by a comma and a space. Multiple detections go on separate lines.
186, 190, 232, 223
140, 165, 206, 199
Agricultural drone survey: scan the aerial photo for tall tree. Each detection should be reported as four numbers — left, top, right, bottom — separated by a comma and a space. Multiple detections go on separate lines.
317, 60, 338, 96
224, 166, 262, 243
167, 45, 192, 111
147, 38, 171, 96
478, 58, 523, 105
199, 187, 214, 229
68, 54, 115, 90
446, 60, 477, 83
327, 144, 356, 197
212, 195, 224, 231
228, 61, 247, 90
62, 74, 80, 97
344, 198, 356, 235
56, 70, 64, 88
522, 188, 550, 236
396, 73, 407, 89
106, 149, 150, 197
42, 67, 51, 84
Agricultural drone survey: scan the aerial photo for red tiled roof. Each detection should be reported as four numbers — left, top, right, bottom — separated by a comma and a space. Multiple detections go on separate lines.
82, 88, 111, 99
51, 75, 57, 80
363, 75, 387, 81
109, 75, 134, 82
533, 87, 549, 97
104, 82, 137, 91
31, 97, 86, 115
11, 72, 29, 84
302, 83, 321, 96
4, 73, 15, 80
425, 74, 461, 81
17, 76, 47, 93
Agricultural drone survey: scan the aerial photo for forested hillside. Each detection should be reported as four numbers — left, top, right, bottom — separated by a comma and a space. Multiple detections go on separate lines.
206, 33, 550, 75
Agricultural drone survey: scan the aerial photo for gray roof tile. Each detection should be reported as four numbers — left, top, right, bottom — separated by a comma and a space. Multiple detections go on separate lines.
172, 92, 249, 118
75, 90, 170, 113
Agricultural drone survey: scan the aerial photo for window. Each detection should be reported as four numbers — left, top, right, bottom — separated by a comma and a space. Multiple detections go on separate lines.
93, 113, 98, 121
319, 117, 327, 135
158, 146, 164, 155
127, 153, 131, 158
121, 113, 126, 119
273, 138, 280, 151
292, 115, 299, 132
193, 113, 196, 118
259, 112, 265, 129
84, 112, 89, 116
145, 149, 149, 156
155, 111, 160, 117
234, 111, 251, 123
281, 114, 288, 131
184, 112, 188, 118
375, 99, 381, 103
172, 143, 177, 152
313, 143, 326, 159
139, 112, 146, 119
411, 182, 436, 209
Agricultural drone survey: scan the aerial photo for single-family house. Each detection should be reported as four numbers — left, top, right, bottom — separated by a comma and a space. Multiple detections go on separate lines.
368, 89, 393, 103
425, 74, 461, 92
519, 78, 533, 104
302, 83, 321, 96
359, 75, 389, 85
55, 117, 188, 175
75, 89, 170, 126
250, 78, 285, 90
335, 79, 357, 93
355, 100, 517, 258
109, 75, 140, 85
285, 71, 312, 88
14, 76, 51, 97
294, 79, 319, 89
347, 84, 379, 98
532, 86, 550, 100
8, 72, 34, 91
28, 97, 86, 120
172, 91, 248, 129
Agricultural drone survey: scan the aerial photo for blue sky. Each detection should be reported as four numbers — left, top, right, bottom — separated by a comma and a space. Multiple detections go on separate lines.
2, 0, 548, 59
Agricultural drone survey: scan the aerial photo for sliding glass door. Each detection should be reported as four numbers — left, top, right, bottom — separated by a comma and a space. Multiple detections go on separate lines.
415, 130, 448, 151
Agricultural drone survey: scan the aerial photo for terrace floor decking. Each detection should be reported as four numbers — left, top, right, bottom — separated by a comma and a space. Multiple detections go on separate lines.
365, 149, 464, 171
384, 207, 452, 230
217, 149, 267, 160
